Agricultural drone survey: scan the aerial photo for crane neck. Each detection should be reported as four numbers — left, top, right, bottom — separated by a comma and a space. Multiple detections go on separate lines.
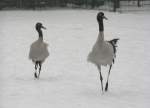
37, 29, 43, 40
98, 20, 104, 32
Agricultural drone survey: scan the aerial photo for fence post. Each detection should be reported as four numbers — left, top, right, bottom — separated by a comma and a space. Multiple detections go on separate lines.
113, 0, 120, 12
137, 0, 141, 7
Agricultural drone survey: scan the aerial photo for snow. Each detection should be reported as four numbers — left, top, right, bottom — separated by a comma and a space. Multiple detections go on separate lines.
0, 9, 150, 108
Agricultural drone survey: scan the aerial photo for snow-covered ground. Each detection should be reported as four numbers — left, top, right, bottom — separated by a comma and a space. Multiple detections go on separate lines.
0, 9, 150, 108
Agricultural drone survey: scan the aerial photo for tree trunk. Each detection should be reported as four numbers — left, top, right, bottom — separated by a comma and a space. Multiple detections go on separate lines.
137, 0, 141, 7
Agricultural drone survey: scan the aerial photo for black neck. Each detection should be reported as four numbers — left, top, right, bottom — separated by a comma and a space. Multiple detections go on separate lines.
98, 21, 104, 32
97, 17, 104, 32
98, 20, 104, 32
37, 29, 43, 39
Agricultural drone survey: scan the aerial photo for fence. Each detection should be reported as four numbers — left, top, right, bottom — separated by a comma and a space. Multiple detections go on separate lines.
0, 0, 150, 11
0, 0, 105, 9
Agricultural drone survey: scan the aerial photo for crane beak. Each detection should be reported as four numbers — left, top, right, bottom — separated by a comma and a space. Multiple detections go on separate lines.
41, 25, 46, 30
103, 16, 108, 20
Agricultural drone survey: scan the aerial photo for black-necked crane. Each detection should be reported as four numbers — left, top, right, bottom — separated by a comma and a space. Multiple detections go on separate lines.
88, 12, 119, 92
29, 22, 49, 79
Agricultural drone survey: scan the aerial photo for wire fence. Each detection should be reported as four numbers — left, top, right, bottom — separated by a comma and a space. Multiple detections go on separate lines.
0, 0, 150, 12
99, 0, 150, 12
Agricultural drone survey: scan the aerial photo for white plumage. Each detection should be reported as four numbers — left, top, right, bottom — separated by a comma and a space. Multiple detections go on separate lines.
29, 38, 49, 63
88, 32, 115, 66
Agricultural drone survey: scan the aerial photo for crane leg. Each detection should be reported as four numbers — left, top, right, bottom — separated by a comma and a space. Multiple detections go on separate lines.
97, 65, 103, 92
105, 65, 112, 92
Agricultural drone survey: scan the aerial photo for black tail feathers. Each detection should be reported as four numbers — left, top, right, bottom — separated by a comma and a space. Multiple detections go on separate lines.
108, 38, 119, 63
109, 38, 119, 47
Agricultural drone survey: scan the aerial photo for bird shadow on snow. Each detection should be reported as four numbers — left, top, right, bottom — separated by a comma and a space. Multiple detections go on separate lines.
15, 75, 63, 83
80, 86, 140, 101
39, 76, 63, 82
